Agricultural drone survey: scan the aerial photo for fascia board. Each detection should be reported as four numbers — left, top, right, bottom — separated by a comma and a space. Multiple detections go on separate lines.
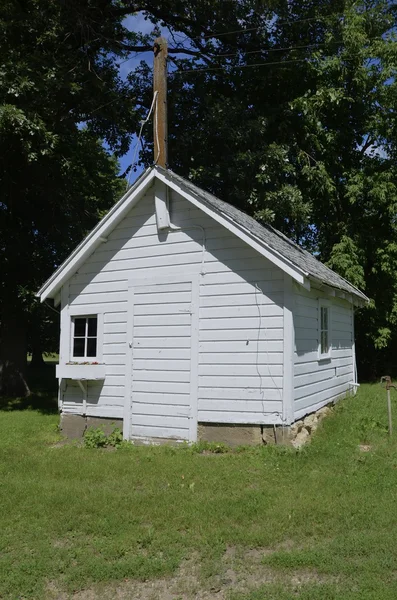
37, 168, 156, 301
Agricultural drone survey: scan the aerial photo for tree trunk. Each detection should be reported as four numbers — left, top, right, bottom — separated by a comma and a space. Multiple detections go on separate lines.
31, 347, 45, 367
0, 302, 30, 398
30, 321, 45, 367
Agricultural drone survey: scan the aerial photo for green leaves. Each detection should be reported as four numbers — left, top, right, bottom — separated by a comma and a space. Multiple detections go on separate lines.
327, 236, 365, 290
138, 0, 397, 372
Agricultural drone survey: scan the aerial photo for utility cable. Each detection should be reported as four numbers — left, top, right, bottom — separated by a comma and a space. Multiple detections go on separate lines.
171, 52, 371, 75
192, 14, 346, 40
126, 90, 158, 189
196, 36, 381, 59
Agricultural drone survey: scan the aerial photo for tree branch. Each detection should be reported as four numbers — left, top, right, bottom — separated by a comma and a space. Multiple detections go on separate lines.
359, 137, 375, 157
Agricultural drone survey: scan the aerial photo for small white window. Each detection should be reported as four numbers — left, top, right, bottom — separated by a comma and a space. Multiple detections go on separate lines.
72, 316, 98, 359
318, 302, 331, 359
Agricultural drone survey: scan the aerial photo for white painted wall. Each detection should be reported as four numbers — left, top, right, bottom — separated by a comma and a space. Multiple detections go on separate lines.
293, 284, 355, 420
59, 184, 285, 432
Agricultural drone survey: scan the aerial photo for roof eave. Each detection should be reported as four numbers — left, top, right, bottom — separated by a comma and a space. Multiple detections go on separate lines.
308, 275, 369, 306
37, 167, 156, 302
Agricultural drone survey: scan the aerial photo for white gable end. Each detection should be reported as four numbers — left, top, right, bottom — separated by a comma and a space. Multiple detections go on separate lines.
60, 184, 286, 438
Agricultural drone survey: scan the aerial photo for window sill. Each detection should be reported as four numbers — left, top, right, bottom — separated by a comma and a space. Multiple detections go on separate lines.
56, 363, 106, 380
318, 356, 332, 364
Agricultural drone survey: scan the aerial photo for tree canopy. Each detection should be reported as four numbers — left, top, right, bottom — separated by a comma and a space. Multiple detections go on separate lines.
0, 0, 396, 394
132, 0, 397, 376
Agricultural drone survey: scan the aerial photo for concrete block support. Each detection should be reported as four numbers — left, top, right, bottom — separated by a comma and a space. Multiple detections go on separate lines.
60, 414, 123, 439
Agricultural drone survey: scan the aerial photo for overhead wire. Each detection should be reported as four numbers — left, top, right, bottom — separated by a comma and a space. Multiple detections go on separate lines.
170, 53, 367, 75
191, 14, 345, 40
126, 90, 158, 189
198, 37, 377, 59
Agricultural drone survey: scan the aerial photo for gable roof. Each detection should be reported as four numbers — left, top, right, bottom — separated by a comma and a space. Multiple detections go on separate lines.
155, 167, 368, 303
38, 166, 368, 304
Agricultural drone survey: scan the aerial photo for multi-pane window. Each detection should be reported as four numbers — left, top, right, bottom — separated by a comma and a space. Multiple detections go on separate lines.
72, 316, 97, 359
319, 303, 331, 358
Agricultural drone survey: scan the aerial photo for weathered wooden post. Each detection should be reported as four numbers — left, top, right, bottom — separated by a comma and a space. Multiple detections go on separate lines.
153, 36, 168, 168
381, 376, 395, 436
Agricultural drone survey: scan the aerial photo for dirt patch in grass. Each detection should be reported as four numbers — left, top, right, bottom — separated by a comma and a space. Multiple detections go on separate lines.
45, 547, 339, 600
358, 444, 372, 452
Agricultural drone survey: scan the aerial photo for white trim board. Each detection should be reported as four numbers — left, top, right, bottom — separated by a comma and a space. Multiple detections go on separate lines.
37, 168, 156, 301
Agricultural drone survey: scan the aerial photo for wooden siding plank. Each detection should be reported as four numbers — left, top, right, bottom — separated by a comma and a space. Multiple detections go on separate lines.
133, 359, 190, 371
200, 328, 283, 341
132, 392, 190, 405
131, 403, 190, 417
134, 336, 191, 348
200, 305, 283, 319
133, 380, 190, 394
104, 333, 127, 344
132, 414, 190, 429
198, 411, 282, 425
133, 370, 190, 383
134, 348, 191, 360
199, 351, 283, 365
103, 312, 127, 323
199, 340, 283, 353
199, 399, 282, 412
200, 316, 284, 330
201, 281, 282, 296
134, 325, 191, 337
199, 364, 283, 377
199, 375, 283, 388
200, 292, 283, 307
103, 323, 127, 334
133, 314, 191, 327
199, 387, 282, 401
134, 292, 191, 304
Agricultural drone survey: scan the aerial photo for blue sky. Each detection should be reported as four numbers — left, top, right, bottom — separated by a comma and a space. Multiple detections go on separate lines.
117, 13, 181, 183
117, 14, 154, 181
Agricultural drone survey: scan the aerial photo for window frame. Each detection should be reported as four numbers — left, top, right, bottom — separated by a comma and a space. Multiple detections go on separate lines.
68, 309, 103, 364
318, 299, 332, 360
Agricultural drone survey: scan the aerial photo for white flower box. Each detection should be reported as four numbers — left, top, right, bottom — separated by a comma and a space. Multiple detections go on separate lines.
55, 363, 106, 380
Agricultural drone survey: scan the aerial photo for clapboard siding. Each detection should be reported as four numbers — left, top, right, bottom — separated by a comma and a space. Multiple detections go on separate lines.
60, 187, 285, 425
293, 285, 354, 419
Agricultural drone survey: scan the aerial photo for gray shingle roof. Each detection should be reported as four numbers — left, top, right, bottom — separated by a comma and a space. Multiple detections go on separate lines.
158, 166, 368, 302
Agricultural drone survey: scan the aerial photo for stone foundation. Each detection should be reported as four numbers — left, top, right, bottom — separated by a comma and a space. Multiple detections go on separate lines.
198, 405, 333, 448
289, 406, 333, 448
197, 423, 291, 447
59, 405, 333, 447
59, 414, 123, 439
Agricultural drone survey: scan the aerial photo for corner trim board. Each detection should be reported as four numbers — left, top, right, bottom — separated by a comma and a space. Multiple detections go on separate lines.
283, 273, 295, 425
189, 274, 200, 442
123, 286, 135, 440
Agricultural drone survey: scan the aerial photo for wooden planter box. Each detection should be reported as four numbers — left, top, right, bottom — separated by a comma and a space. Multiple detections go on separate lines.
55, 364, 106, 380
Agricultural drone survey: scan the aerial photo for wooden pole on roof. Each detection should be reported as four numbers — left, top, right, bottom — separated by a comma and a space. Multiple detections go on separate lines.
153, 36, 168, 168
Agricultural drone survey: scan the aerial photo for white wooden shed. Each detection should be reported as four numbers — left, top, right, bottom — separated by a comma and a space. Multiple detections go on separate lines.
38, 166, 368, 443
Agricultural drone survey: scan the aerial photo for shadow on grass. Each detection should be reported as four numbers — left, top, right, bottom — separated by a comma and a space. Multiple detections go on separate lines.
0, 363, 58, 414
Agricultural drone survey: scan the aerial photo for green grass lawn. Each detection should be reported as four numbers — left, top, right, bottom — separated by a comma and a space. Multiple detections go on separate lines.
1, 371, 397, 599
